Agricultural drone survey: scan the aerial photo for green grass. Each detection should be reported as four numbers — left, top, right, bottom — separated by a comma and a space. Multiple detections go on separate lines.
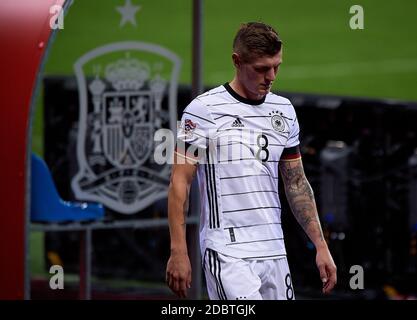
42, 0, 417, 100
30, 0, 417, 277
202, 0, 417, 100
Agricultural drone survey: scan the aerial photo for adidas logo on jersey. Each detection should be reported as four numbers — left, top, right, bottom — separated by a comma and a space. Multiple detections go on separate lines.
232, 118, 244, 127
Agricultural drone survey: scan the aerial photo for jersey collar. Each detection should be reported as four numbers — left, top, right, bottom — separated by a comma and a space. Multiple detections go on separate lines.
223, 82, 266, 106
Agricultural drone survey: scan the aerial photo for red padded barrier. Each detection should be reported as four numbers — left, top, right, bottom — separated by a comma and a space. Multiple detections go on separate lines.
0, 0, 66, 299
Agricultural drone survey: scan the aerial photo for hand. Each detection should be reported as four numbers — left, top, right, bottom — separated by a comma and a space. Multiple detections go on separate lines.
316, 247, 337, 294
166, 251, 192, 298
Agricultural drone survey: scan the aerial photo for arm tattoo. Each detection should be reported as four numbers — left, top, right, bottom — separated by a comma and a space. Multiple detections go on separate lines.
280, 160, 325, 243
281, 163, 315, 201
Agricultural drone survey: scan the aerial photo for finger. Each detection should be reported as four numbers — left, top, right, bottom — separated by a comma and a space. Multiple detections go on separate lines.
326, 269, 337, 292
168, 278, 178, 295
179, 278, 188, 298
327, 280, 336, 292
322, 279, 332, 294
323, 267, 337, 294
318, 264, 328, 284
187, 270, 192, 289
330, 269, 337, 286
172, 277, 180, 294
167, 274, 173, 289
323, 279, 331, 293
167, 272, 184, 298
323, 279, 335, 294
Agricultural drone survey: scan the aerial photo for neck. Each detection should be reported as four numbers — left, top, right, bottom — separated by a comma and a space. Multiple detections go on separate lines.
225, 80, 266, 106
229, 77, 265, 101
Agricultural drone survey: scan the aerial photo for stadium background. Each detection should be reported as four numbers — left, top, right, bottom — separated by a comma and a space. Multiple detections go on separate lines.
22, 0, 417, 299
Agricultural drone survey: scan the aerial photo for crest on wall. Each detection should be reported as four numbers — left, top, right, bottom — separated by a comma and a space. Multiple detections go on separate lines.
71, 42, 181, 214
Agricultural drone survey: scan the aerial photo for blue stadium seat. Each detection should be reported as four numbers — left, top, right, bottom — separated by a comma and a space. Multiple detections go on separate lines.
31, 153, 104, 222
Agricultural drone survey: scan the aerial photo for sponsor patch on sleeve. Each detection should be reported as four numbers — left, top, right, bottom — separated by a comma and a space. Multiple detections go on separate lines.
181, 118, 197, 137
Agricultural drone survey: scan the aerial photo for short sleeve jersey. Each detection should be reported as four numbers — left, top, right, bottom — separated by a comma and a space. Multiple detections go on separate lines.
177, 83, 301, 259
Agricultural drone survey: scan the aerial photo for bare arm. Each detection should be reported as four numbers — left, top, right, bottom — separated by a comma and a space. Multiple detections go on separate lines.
279, 158, 325, 248
166, 154, 198, 298
279, 158, 337, 294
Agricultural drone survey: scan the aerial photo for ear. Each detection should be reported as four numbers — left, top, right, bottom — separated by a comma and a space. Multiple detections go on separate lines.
232, 53, 241, 68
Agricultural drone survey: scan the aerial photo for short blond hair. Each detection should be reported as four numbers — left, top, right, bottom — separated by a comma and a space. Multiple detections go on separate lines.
233, 22, 282, 63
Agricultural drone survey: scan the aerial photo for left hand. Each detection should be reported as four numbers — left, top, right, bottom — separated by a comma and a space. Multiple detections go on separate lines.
316, 247, 337, 294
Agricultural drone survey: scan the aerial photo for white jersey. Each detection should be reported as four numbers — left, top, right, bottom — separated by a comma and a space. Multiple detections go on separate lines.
177, 83, 301, 259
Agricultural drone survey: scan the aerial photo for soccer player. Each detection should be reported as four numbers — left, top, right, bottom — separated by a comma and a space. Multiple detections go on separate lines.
166, 22, 337, 300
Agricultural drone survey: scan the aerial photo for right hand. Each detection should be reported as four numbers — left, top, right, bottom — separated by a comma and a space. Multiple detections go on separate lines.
166, 251, 192, 298
316, 247, 337, 294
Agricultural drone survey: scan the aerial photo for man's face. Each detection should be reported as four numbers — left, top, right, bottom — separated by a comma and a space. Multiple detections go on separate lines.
235, 50, 282, 99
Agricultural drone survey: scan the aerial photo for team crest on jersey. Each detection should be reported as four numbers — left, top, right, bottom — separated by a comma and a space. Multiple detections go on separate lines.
270, 110, 286, 132
71, 42, 181, 214
184, 118, 197, 135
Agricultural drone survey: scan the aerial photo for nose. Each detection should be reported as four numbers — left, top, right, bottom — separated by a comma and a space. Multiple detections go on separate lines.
265, 68, 276, 82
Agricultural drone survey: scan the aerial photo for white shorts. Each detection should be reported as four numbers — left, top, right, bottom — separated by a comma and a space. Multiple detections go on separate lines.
203, 248, 295, 300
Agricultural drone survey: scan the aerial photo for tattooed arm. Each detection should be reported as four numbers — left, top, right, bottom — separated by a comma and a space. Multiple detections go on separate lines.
166, 154, 198, 298
279, 158, 337, 294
